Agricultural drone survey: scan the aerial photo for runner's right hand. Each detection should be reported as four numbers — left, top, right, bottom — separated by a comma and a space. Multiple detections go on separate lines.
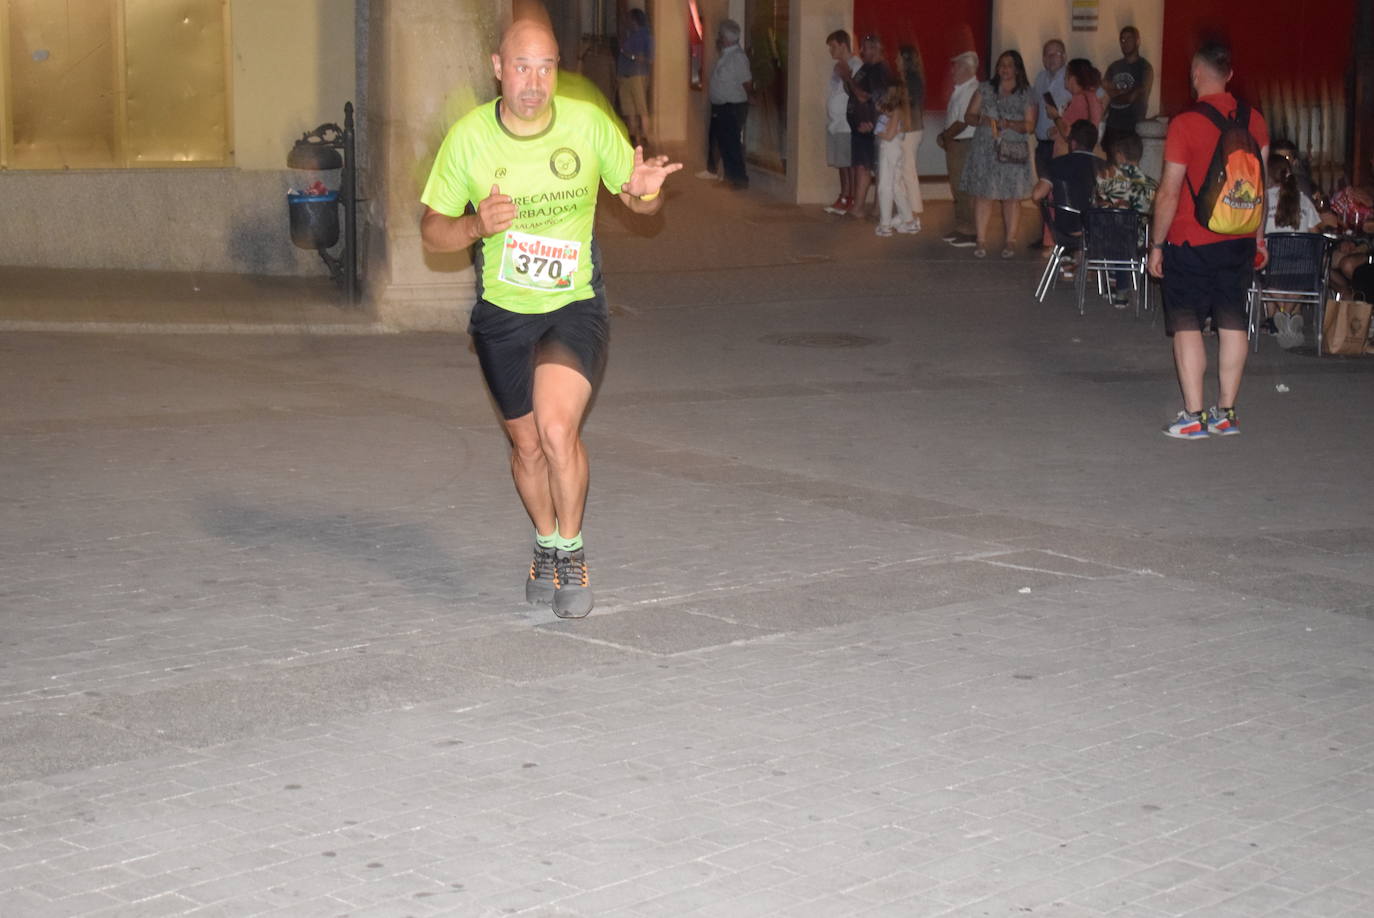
475, 185, 517, 237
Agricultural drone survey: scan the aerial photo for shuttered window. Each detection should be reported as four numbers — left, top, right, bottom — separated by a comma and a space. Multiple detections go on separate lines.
1, 0, 231, 169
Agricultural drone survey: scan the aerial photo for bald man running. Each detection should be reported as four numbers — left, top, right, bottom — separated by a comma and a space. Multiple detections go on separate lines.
421, 19, 681, 618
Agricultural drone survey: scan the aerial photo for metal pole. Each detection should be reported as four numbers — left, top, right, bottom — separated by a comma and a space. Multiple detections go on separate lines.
343, 102, 358, 307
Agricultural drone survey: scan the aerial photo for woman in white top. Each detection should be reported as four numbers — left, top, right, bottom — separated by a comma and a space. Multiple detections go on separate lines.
1264, 152, 1322, 234
1262, 152, 1323, 347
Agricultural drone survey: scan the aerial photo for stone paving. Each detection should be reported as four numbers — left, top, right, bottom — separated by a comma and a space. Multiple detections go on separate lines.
2, 188, 1374, 917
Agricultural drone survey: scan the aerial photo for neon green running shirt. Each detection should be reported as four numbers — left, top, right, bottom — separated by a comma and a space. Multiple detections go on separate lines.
421, 97, 634, 314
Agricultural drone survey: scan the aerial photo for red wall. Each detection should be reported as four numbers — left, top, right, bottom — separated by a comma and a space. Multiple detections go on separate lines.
852, 0, 991, 109
1159, 0, 1357, 115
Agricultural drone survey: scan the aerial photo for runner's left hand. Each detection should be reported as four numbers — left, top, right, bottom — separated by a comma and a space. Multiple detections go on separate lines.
621, 146, 683, 198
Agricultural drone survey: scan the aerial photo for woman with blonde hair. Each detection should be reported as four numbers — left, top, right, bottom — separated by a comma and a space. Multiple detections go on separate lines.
874, 82, 919, 236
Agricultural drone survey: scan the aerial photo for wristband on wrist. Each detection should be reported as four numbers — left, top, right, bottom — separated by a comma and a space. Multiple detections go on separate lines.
639, 191, 659, 202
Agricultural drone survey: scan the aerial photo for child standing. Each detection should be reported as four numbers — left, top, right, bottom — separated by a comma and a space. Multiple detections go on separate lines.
875, 83, 919, 236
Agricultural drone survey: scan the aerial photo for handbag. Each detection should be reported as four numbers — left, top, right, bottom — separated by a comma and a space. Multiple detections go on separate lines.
1322, 297, 1373, 356
995, 133, 1029, 164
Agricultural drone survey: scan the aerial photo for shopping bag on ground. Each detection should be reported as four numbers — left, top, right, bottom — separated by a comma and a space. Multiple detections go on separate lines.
1322, 298, 1373, 356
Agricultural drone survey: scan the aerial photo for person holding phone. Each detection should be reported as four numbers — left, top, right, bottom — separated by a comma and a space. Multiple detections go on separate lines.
1030, 39, 1070, 250
1045, 59, 1103, 157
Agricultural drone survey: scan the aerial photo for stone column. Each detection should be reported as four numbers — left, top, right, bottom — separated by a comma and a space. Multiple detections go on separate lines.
364, 0, 505, 330
786, 0, 850, 204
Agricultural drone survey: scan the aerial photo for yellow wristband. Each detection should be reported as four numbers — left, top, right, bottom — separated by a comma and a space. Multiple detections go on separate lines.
639, 191, 659, 202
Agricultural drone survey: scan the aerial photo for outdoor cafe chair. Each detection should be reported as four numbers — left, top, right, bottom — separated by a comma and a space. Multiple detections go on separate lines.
1076, 208, 1150, 318
1247, 232, 1332, 353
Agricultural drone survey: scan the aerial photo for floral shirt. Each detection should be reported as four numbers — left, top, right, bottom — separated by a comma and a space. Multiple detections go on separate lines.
1095, 162, 1157, 245
1095, 161, 1157, 214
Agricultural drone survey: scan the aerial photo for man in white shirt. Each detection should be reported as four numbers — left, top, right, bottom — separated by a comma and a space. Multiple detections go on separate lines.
823, 30, 863, 215
1030, 39, 1070, 249
936, 51, 979, 246
703, 19, 753, 189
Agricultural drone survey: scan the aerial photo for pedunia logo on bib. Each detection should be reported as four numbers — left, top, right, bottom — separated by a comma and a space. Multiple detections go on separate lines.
499, 230, 580, 290
504, 234, 579, 263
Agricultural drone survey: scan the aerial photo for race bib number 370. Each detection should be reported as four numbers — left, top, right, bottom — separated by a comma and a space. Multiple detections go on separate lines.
498, 230, 580, 292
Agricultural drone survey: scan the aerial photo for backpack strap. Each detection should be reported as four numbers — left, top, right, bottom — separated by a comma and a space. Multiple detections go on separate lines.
1191, 100, 1228, 131
1183, 100, 1249, 203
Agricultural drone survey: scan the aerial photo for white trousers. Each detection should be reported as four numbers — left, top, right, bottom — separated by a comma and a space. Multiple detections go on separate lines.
900, 129, 924, 215
877, 136, 913, 228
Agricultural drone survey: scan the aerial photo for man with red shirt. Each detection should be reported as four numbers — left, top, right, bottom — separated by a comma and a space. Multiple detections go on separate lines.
1148, 41, 1268, 440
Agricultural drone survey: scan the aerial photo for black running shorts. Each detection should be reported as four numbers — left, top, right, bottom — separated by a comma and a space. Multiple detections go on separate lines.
468, 292, 609, 420
1160, 238, 1256, 337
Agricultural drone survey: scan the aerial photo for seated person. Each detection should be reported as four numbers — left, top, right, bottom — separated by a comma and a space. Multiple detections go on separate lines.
1329, 238, 1374, 301
1265, 152, 1322, 234
1031, 119, 1108, 279
1094, 132, 1157, 218
1258, 152, 1327, 344
1094, 132, 1157, 306
1270, 138, 1318, 202
1325, 152, 1374, 234
1325, 152, 1374, 301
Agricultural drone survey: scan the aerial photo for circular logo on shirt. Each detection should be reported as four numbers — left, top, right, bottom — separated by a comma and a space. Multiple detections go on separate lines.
550, 147, 581, 180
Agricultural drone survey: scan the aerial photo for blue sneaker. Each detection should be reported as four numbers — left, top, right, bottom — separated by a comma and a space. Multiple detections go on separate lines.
1163, 410, 1208, 440
1207, 406, 1240, 436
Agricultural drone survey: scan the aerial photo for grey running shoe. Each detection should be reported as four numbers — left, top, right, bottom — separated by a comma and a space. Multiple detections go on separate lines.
552, 548, 593, 619
525, 543, 557, 604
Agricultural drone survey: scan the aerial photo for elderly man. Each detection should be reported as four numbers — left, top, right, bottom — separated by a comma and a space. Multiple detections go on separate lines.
705, 19, 753, 189
1031, 39, 1071, 249
937, 51, 979, 246
420, 17, 681, 617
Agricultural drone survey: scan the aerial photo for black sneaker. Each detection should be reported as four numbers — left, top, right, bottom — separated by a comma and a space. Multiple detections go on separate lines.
552, 548, 593, 619
525, 544, 557, 604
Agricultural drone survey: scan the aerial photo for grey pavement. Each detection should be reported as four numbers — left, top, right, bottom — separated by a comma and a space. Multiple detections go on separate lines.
3, 186, 1374, 918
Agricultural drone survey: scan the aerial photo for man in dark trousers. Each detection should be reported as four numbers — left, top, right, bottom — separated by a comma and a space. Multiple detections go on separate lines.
704, 19, 752, 189
836, 34, 892, 219
1103, 27, 1154, 155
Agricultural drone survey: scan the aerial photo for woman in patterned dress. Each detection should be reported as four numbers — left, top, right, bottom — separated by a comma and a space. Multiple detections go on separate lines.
959, 50, 1036, 258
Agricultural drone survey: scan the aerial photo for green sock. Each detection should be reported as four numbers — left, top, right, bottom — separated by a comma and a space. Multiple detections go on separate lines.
554, 530, 583, 552
535, 531, 557, 549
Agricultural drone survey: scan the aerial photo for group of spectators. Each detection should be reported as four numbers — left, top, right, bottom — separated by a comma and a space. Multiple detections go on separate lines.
938, 30, 1154, 259
823, 27, 1157, 256
823, 31, 925, 236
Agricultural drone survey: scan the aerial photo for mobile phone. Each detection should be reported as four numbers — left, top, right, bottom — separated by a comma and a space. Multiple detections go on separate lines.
1042, 92, 1056, 109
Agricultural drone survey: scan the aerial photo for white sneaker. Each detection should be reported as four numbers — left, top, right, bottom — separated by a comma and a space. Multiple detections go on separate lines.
695, 169, 720, 181
1276, 311, 1304, 348
896, 219, 922, 234
875, 224, 894, 237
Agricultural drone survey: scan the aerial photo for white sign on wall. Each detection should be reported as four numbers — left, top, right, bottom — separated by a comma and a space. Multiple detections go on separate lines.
1071, 0, 1099, 32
